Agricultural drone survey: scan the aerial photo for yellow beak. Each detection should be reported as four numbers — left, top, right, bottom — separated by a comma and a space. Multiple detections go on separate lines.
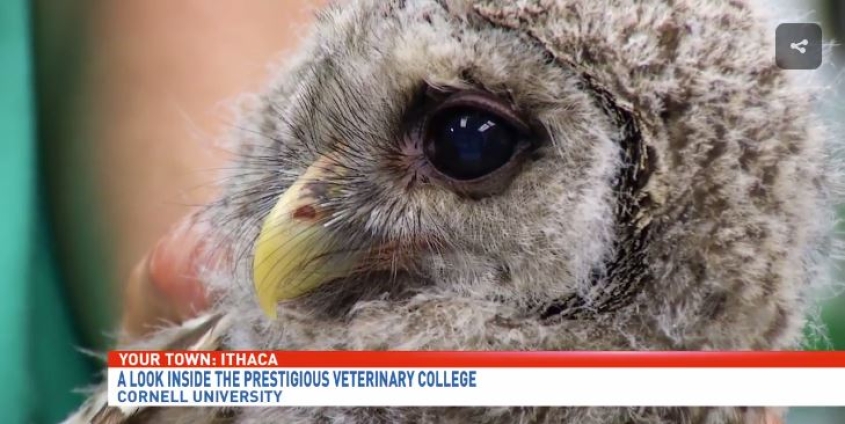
252, 156, 364, 319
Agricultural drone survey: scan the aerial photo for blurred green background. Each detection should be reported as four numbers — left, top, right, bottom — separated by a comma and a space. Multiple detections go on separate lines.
0, 0, 843, 423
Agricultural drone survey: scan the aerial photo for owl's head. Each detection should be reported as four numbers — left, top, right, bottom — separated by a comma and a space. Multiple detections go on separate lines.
207, 0, 835, 351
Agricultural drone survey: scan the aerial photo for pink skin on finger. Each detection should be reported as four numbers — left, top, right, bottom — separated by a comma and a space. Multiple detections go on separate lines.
147, 216, 211, 317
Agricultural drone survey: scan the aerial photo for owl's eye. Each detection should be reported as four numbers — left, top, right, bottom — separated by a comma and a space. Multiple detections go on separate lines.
424, 107, 520, 180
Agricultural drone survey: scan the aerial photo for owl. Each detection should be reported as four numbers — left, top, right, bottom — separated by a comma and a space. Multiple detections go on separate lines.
65, 0, 839, 423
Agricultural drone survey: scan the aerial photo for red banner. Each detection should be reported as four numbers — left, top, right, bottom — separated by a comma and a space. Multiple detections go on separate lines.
108, 351, 845, 368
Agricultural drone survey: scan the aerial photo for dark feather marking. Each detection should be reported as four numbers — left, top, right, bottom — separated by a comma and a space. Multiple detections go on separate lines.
470, 7, 657, 321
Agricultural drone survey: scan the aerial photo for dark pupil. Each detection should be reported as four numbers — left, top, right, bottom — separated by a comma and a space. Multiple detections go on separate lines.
427, 108, 517, 180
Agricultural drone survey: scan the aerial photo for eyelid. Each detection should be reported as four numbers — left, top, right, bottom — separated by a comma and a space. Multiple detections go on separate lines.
429, 91, 531, 134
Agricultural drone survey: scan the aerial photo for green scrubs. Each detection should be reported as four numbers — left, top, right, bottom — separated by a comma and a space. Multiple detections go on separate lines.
1, 1, 95, 423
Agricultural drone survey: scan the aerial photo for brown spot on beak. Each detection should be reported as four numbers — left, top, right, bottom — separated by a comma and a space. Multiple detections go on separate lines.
293, 205, 318, 220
